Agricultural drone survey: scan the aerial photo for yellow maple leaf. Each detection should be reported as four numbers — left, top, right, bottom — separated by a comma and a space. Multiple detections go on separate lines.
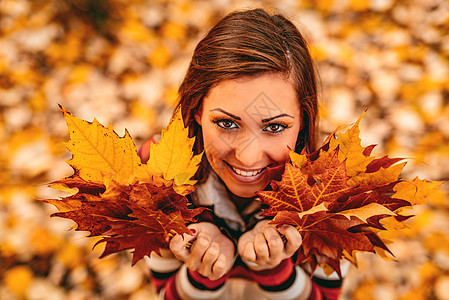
337, 202, 396, 223
329, 112, 374, 177
146, 106, 203, 187
46, 106, 204, 264
61, 105, 142, 185
347, 162, 406, 187
393, 177, 442, 206
289, 150, 307, 168
59, 105, 201, 191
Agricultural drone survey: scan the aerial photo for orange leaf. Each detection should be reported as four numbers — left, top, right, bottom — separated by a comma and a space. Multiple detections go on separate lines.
258, 113, 437, 277
60, 105, 142, 185
43, 106, 204, 264
328, 112, 374, 177
146, 107, 203, 188
393, 177, 442, 206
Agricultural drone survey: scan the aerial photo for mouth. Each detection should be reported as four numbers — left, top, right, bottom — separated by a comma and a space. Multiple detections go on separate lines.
223, 161, 267, 183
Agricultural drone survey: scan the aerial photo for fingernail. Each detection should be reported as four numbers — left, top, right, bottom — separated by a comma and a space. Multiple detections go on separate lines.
190, 229, 196, 234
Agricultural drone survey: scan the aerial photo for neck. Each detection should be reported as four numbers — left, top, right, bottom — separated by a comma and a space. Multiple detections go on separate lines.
228, 192, 254, 212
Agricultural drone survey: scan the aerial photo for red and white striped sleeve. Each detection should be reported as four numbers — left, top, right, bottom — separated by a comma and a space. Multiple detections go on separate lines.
145, 252, 232, 300
243, 258, 312, 299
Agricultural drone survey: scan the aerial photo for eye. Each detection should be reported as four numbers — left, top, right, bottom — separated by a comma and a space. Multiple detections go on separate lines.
213, 119, 238, 130
263, 123, 288, 133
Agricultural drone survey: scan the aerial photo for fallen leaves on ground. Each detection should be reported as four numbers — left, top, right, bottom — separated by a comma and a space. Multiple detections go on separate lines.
1, 0, 448, 299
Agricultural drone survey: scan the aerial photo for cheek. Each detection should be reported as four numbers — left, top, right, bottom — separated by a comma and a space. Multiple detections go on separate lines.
266, 144, 290, 163
201, 125, 229, 161
265, 130, 299, 163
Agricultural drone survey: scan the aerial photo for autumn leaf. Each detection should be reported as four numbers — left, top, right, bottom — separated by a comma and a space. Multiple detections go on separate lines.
43, 106, 204, 264
60, 104, 141, 185
328, 112, 374, 177
258, 114, 439, 277
393, 177, 442, 206
146, 106, 203, 190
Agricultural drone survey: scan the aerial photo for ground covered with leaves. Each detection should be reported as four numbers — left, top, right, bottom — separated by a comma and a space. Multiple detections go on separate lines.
1, 0, 448, 299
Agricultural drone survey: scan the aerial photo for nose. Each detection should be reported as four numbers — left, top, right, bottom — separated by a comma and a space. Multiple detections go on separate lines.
234, 132, 264, 167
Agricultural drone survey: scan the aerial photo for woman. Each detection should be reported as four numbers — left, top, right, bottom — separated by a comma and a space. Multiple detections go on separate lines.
140, 8, 346, 300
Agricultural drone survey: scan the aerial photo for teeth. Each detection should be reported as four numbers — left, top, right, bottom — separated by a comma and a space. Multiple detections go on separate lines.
232, 166, 263, 177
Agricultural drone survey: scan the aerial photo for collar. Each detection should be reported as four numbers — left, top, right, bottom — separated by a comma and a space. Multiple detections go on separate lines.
193, 171, 262, 231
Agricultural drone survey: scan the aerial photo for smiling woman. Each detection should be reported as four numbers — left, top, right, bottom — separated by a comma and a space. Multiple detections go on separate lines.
196, 73, 301, 198
140, 8, 344, 300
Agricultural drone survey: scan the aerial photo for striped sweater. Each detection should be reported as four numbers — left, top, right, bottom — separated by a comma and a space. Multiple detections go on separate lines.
139, 140, 346, 299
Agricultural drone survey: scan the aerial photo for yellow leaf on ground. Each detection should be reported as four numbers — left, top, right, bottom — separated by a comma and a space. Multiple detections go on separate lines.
30, 228, 62, 255
56, 243, 84, 269
5, 265, 33, 297
352, 279, 375, 300
423, 232, 449, 254
148, 45, 171, 68
61, 105, 142, 185
420, 261, 439, 282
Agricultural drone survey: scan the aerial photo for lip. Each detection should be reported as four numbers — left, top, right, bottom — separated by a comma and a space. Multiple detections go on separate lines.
224, 161, 267, 184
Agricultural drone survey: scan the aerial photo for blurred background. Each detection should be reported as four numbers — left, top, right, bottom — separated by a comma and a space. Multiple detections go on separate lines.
0, 0, 448, 299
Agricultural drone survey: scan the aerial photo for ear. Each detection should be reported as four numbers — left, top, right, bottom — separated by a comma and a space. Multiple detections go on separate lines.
194, 112, 202, 126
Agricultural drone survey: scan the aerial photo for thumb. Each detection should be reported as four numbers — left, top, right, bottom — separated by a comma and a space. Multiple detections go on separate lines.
169, 230, 197, 261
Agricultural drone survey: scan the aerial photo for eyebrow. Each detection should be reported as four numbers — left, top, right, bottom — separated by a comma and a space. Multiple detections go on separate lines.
210, 108, 241, 120
262, 113, 294, 123
211, 108, 294, 123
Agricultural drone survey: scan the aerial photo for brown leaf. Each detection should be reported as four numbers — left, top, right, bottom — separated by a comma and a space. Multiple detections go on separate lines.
258, 114, 437, 277
42, 106, 204, 264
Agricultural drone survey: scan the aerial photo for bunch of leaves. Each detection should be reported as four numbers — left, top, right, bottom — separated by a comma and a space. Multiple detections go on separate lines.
258, 114, 441, 278
43, 105, 204, 264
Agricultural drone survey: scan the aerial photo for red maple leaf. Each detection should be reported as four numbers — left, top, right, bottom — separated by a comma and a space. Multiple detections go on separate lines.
257, 115, 438, 277
42, 106, 204, 264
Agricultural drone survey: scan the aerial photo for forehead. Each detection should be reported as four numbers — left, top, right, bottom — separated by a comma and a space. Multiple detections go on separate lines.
203, 73, 300, 118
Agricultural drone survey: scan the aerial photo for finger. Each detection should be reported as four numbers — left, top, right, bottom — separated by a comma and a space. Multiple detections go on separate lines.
211, 253, 228, 280
254, 232, 269, 264
237, 235, 248, 256
254, 219, 270, 230
187, 223, 201, 235
263, 226, 283, 259
277, 225, 302, 255
199, 241, 220, 277
185, 225, 200, 248
169, 233, 194, 261
242, 241, 256, 262
242, 242, 257, 262
187, 232, 211, 271
159, 248, 176, 258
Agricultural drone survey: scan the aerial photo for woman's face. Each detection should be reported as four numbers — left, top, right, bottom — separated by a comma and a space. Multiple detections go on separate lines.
195, 73, 301, 198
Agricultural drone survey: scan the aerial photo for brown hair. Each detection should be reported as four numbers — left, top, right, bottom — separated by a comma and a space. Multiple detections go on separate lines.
177, 8, 319, 180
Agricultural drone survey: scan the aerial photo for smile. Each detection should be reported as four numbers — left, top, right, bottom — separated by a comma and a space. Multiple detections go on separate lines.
223, 161, 267, 183
231, 166, 264, 177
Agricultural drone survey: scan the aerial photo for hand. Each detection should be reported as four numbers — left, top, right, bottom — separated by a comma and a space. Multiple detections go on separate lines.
238, 220, 302, 270
169, 222, 235, 280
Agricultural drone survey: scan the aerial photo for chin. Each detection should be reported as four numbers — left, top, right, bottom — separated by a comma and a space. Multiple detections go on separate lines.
226, 183, 262, 198
232, 189, 257, 198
